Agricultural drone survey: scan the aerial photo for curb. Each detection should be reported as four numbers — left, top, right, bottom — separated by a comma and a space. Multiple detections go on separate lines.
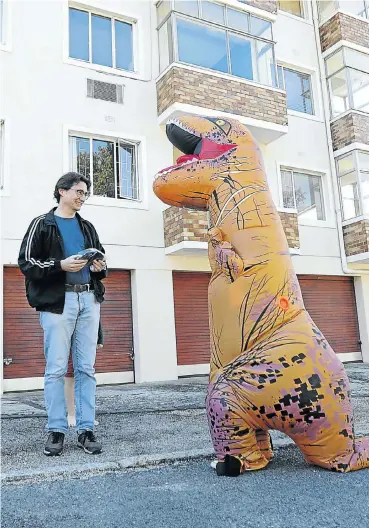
2, 448, 214, 485
2, 430, 369, 485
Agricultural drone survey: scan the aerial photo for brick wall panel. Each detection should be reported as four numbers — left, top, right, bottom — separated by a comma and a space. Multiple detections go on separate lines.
320, 12, 369, 52
163, 207, 300, 249
157, 67, 287, 126
343, 220, 369, 256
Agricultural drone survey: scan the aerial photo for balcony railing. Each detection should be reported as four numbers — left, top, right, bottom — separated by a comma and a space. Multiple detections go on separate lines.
163, 206, 300, 254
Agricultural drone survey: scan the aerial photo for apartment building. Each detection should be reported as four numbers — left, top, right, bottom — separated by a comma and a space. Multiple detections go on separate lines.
1, 0, 368, 392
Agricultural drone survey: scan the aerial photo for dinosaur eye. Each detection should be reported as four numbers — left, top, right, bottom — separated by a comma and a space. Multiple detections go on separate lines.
216, 120, 225, 126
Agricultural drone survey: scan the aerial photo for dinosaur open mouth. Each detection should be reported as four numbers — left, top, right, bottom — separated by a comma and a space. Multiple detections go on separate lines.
156, 119, 236, 178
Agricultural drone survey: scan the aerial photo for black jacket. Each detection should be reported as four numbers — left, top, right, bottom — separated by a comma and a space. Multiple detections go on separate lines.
18, 208, 107, 313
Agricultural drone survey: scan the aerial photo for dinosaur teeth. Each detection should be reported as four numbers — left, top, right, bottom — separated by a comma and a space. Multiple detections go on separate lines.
155, 157, 198, 179
166, 118, 201, 137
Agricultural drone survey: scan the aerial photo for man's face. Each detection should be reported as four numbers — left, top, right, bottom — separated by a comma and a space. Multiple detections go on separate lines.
59, 182, 89, 211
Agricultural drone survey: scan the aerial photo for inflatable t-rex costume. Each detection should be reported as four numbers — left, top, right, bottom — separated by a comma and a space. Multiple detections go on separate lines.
153, 115, 369, 477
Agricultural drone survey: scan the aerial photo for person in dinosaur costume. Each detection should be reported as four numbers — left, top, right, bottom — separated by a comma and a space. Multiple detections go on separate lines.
153, 114, 369, 477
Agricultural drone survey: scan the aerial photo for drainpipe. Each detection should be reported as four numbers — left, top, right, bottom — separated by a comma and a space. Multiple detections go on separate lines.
311, 0, 369, 276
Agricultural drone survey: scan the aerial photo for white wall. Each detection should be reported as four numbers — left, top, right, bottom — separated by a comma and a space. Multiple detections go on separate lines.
1, 0, 367, 389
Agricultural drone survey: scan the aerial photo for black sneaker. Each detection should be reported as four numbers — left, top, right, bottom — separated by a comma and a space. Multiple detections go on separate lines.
44, 432, 65, 456
77, 430, 102, 455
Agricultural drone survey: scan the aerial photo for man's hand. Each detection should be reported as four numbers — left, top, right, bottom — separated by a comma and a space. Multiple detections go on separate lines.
91, 259, 106, 273
61, 255, 88, 272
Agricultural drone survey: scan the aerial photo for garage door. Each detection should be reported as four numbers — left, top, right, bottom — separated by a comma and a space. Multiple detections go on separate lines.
173, 272, 211, 366
298, 275, 361, 356
173, 272, 361, 366
3, 267, 134, 379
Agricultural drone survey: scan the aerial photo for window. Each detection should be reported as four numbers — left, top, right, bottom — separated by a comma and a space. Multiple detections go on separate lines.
318, 1, 369, 23
278, 66, 313, 114
337, 151, 369, 219
69, 8, 134, 71
278, 1, 304, 18
0, 0, 3, 43
69, 135, 139, 200
0, 120, 4, 190
157, 1, 277, 87
281, 168, 325, 221
326, 48, 369, 117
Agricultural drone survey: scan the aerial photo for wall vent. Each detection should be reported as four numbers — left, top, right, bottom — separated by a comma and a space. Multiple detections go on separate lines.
87, 79, 124, 104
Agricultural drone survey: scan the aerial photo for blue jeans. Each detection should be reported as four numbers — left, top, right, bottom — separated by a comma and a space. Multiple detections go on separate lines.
40, 291, 100, 434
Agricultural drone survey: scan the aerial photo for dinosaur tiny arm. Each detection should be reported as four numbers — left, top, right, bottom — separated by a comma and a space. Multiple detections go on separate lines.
208, 227, 244, 283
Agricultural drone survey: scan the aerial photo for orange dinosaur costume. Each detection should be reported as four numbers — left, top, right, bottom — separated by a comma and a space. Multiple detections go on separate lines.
153, 115, 369, 477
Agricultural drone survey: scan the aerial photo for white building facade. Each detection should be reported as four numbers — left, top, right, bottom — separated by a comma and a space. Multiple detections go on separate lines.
1, 0, 369, 392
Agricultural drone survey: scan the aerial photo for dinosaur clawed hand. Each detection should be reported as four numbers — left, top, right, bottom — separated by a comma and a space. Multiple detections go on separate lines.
208, 227, 244, 283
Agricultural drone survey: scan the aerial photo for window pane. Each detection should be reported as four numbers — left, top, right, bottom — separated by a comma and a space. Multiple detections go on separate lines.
360, 171, 369, 214
329, 70, 349, 116
229, 34, 254, 80
284, 69, 313, 114
337, 153, 355, 175
93, 139, 115, 198
318, 0, 336, 22
177, 19, 228, 74
293, 173, 325, 220
69, 137, 91, 180
339, 0, 366, 17
69, 8, 89, 61
175, 1, 199, 17
227, 8, 249, 32
0, 0, 4, 43
250, 16, 272, 40
277, 65, 284, 88
281, 170, 295, 209
92, 14, 112, 67
340, 172, 360, 220
115, 20, 133, 71
325, 49, 344, 76
202, 1, 225, 24
119, 143, 138, 199
278, 1, 303, 17
358, 151, 369, 171
349, 69, 369, 112
158, 20, 170, 73
256, 41, 276, 87
0, 120, 4, 189
157, 1, 171, 25
344, 48, 369, 72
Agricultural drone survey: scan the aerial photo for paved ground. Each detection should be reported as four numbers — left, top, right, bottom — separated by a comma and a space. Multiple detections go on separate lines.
2, 447, 369, 528
1, 363, 368, 484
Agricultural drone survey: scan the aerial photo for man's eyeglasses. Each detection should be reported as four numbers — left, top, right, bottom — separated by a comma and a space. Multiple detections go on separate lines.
72, 189, 91, 200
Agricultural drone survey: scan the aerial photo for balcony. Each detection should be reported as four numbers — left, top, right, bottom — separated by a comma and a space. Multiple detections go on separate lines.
319, 12, 369, 53
157, 66, 288, 145
163, 207, 300, 255
156, 1, 288, 145
336, 150, 369, 264
331, 112, 369, 151
343, 220, 369, 264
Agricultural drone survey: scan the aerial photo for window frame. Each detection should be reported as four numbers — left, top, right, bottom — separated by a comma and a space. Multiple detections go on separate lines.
336, 150, 369, 221
280, 166, 326, 222
318, 0, 369, 23
68, 5, 135, 73
157, 1, 278, 88
69, 133, 140, 202
0, 119, 4, 190
325, 47, 369, 118
277, 1, 305, 19
277, 64, 314, 115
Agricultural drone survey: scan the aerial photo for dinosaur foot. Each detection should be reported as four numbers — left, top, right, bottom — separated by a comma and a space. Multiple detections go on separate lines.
214, 455, 242, 477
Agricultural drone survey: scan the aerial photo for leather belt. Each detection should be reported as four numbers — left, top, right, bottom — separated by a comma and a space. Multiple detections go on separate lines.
65, 284, 93, 293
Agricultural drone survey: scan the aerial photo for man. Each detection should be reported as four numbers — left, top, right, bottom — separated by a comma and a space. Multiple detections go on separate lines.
18, 172, 107, 456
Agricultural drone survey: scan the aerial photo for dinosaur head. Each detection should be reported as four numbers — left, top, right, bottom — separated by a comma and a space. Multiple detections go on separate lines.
153, 115, 263, 210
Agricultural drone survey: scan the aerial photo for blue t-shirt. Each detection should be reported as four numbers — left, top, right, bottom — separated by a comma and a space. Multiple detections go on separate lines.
55, 215, 90, 285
